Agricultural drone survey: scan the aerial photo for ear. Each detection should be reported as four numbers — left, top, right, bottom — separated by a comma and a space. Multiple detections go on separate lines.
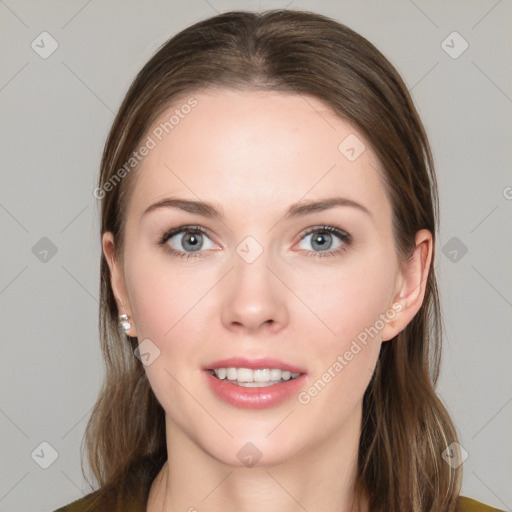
381, 229, 433, 342
102, 231, 137, 337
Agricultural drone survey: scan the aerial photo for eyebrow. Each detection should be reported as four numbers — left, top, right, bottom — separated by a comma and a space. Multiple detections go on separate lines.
142, 196, 372, 220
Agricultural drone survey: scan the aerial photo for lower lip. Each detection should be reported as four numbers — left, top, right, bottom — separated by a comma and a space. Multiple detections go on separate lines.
204, 371, 306, 409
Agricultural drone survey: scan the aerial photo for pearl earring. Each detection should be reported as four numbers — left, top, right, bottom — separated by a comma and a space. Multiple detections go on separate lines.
118, 313, 132, 333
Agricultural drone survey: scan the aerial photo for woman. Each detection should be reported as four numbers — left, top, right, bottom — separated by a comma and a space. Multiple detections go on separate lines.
55, 9, 503, 512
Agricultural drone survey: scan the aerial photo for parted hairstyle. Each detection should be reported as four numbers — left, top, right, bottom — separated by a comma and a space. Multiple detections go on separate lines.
83, 9, 462, 512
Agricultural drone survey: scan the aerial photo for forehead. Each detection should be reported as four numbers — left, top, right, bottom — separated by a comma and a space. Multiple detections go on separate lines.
126, 89, 392, 225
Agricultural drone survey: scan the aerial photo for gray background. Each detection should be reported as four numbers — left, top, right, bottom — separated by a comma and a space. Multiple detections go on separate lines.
1, 1, 511, 511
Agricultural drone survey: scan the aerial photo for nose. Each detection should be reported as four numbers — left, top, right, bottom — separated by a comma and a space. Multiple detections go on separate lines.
220, 251, 289, 334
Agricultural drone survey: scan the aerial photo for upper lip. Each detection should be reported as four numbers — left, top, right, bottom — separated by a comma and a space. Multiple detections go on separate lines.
204, 357, 306, 374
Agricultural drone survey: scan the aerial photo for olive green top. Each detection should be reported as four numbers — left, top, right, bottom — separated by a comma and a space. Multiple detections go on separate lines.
54, 494, 505, 511
456, 497, 506, 512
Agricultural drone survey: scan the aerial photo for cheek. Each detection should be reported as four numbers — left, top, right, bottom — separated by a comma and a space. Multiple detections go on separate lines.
124, 248, 206, 342
123, 255, 209, 415
292, 248, 397, 406
297, 249, 398, 347
123, 251, 219, 404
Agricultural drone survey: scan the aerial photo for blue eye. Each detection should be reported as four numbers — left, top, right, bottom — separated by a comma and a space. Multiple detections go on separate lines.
297, 226, 351, 258
159, 226, 216, 259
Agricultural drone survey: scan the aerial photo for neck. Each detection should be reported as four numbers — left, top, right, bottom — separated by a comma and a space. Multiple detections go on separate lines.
148, 406, 368, 512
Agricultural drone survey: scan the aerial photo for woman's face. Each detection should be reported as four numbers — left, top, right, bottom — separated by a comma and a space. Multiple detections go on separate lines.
105, 89, 414, 467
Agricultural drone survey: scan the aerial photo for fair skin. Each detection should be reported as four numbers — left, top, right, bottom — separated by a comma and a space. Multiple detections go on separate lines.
103, 89, 432, 512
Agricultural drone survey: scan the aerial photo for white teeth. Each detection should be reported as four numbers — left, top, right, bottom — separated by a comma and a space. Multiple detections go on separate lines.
215, 368, 227, 380
237, 368, 253, 383
253, 369, 270, 382
212, 367, 302, 384
269, 369, 282, 381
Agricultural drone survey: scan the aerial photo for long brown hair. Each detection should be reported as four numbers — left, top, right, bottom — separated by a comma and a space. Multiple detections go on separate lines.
83, 9, 462, 511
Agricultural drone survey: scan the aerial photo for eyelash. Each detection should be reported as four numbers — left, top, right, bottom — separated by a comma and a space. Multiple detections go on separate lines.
158, 225, 352, 260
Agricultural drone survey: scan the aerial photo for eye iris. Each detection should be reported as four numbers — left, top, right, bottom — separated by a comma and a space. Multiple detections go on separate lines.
311, 232, 332, 251
183, 232, 202, 251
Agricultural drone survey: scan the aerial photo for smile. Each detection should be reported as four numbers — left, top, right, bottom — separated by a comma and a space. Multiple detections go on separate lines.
209, 367, 302, 387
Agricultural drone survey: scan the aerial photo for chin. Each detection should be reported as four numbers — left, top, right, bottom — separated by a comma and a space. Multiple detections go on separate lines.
200, 431, 308, 469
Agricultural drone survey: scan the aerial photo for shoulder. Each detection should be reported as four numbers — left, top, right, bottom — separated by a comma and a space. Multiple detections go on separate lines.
53, 492, 105, 512
457, 496, 505, 512
53, 491, 115, 512
52, 489, 144, 512
53, 455, 161, 511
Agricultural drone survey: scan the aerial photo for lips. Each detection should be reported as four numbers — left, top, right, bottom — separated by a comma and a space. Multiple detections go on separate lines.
203, 357, 307, 409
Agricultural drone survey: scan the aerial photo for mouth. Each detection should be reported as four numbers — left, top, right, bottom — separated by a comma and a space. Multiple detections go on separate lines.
208, 367, 303, 387
203, 357, 307, 409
